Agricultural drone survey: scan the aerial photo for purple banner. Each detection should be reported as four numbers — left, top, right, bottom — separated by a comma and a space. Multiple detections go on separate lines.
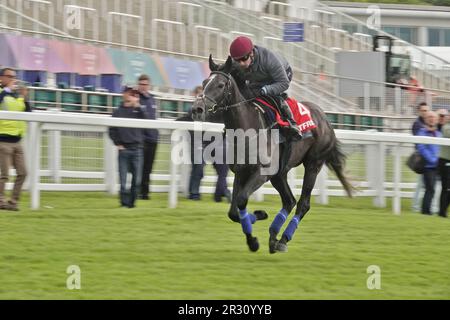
6, 34, 50, 71
0, 34, 18, 68
160, 57, 206, 90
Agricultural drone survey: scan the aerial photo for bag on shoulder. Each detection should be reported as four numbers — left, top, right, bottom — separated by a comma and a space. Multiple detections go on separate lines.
407, 151, 426, 174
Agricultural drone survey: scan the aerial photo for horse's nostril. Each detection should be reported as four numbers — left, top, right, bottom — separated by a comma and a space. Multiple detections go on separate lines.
196, 107, 204, 114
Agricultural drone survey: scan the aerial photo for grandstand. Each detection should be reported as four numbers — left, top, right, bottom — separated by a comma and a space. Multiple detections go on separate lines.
1, 0, 450, 131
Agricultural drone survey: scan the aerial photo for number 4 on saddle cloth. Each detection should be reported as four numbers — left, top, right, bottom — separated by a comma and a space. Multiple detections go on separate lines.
254, 96, 317, 138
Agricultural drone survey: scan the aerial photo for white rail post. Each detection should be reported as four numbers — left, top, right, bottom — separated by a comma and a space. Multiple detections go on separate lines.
365, 139, 377, 202
104, 131, 117, 195
169, 129, 183, 208
374, 142, 386, 208
48, 129, 61, 183
393, 143, 402, 215
28, 121, 41, 210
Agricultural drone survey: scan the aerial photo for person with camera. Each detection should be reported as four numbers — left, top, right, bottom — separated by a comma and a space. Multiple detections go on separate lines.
0, 68, 31, 211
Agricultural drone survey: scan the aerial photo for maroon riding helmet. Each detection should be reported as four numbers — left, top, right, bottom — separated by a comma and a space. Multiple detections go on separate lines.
229, 36, 254, 60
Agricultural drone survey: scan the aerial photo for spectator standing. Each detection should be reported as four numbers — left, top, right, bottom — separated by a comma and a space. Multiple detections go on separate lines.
136, 74, 159, 200
411, 102, 430, 212
176, 86, 231, 202
417, 111, 441, 215
109, 86, 148, 208
0, 68, 30, 211
438, 113, 450, 218
436, 108, 448, 132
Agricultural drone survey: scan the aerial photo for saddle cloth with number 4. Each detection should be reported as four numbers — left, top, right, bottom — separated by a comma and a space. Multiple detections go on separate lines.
254, 97, 317, 133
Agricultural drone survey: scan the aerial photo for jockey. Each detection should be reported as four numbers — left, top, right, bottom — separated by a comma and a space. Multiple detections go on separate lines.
229, 36, 302, 139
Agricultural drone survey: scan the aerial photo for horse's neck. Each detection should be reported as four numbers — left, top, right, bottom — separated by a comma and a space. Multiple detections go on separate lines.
224, 101, 267, 132
224, 86, 265, 131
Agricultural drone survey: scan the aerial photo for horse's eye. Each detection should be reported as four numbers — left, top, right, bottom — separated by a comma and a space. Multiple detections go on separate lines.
218, 83, 225, 89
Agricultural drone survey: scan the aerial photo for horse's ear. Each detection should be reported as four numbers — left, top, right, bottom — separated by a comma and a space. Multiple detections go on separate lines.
209, 54, 219, 71
223, 56, 233, 73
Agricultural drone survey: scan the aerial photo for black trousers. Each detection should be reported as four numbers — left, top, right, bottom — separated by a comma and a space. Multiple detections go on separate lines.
422, 168, 437, 215
438, 158, 450, 217
140, 141, 158, 197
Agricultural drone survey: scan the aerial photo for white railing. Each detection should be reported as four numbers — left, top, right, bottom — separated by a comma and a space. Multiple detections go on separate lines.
2, 110, 450, 215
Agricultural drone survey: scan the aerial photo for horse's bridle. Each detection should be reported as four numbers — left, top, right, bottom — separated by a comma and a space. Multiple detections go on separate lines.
196, 71, 233, 113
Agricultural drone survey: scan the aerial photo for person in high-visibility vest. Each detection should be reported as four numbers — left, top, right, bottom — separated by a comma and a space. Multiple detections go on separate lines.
0, 68, 31, 211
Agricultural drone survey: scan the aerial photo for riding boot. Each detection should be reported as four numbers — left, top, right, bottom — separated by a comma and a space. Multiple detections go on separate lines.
279, 100, 302, 140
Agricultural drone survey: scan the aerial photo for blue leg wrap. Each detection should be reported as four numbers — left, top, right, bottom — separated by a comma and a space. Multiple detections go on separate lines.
269, 208, 288, 234
239, 209, 253, 234
282, 216, 300, 241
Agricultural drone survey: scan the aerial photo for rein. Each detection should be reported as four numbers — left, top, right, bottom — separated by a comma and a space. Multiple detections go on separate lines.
198, 71, 255, 113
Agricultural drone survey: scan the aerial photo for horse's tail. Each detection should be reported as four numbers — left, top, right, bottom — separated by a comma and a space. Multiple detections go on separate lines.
325, 140, 355, 197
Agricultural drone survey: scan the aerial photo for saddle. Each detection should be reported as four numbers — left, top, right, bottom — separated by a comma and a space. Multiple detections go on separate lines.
253, 96, 317, 134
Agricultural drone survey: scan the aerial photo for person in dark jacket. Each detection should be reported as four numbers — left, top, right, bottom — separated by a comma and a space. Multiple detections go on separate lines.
436, 108, 448, 132
136, 74, 159, 200
411, 102, 431, 212
109, 86, 148, 208
228, 36, 302, 139
417, 111, 442, 215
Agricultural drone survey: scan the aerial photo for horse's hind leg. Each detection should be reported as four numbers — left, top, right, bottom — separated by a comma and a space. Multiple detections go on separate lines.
236, 172, 270, 252
268, 173, 297, 254
276, 160, 325, 253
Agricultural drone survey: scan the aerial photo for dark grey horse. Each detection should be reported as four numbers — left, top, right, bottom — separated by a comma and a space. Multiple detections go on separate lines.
192, 56, 354, 253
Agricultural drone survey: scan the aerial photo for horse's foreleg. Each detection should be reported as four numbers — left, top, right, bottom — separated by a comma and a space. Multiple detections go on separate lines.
268, 173, 297, 253
227, 175, 241, 223
276, 161, 325, 253
236, 173, 270, 252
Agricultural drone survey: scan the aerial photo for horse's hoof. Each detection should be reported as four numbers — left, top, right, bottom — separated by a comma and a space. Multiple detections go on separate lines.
269, 239, 278, 254
247, 236, 260, 252
253, 210, 268, 221
269, 231, 278, 254
275, 241, 288, 253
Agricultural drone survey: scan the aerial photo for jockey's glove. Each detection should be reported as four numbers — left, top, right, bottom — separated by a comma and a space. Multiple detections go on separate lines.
259, 86, 268, 96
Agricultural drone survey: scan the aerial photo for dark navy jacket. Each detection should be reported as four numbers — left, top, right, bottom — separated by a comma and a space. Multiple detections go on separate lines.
139, 92, 159, 143
109, 104, 148, 148
417, 127, 441, 168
